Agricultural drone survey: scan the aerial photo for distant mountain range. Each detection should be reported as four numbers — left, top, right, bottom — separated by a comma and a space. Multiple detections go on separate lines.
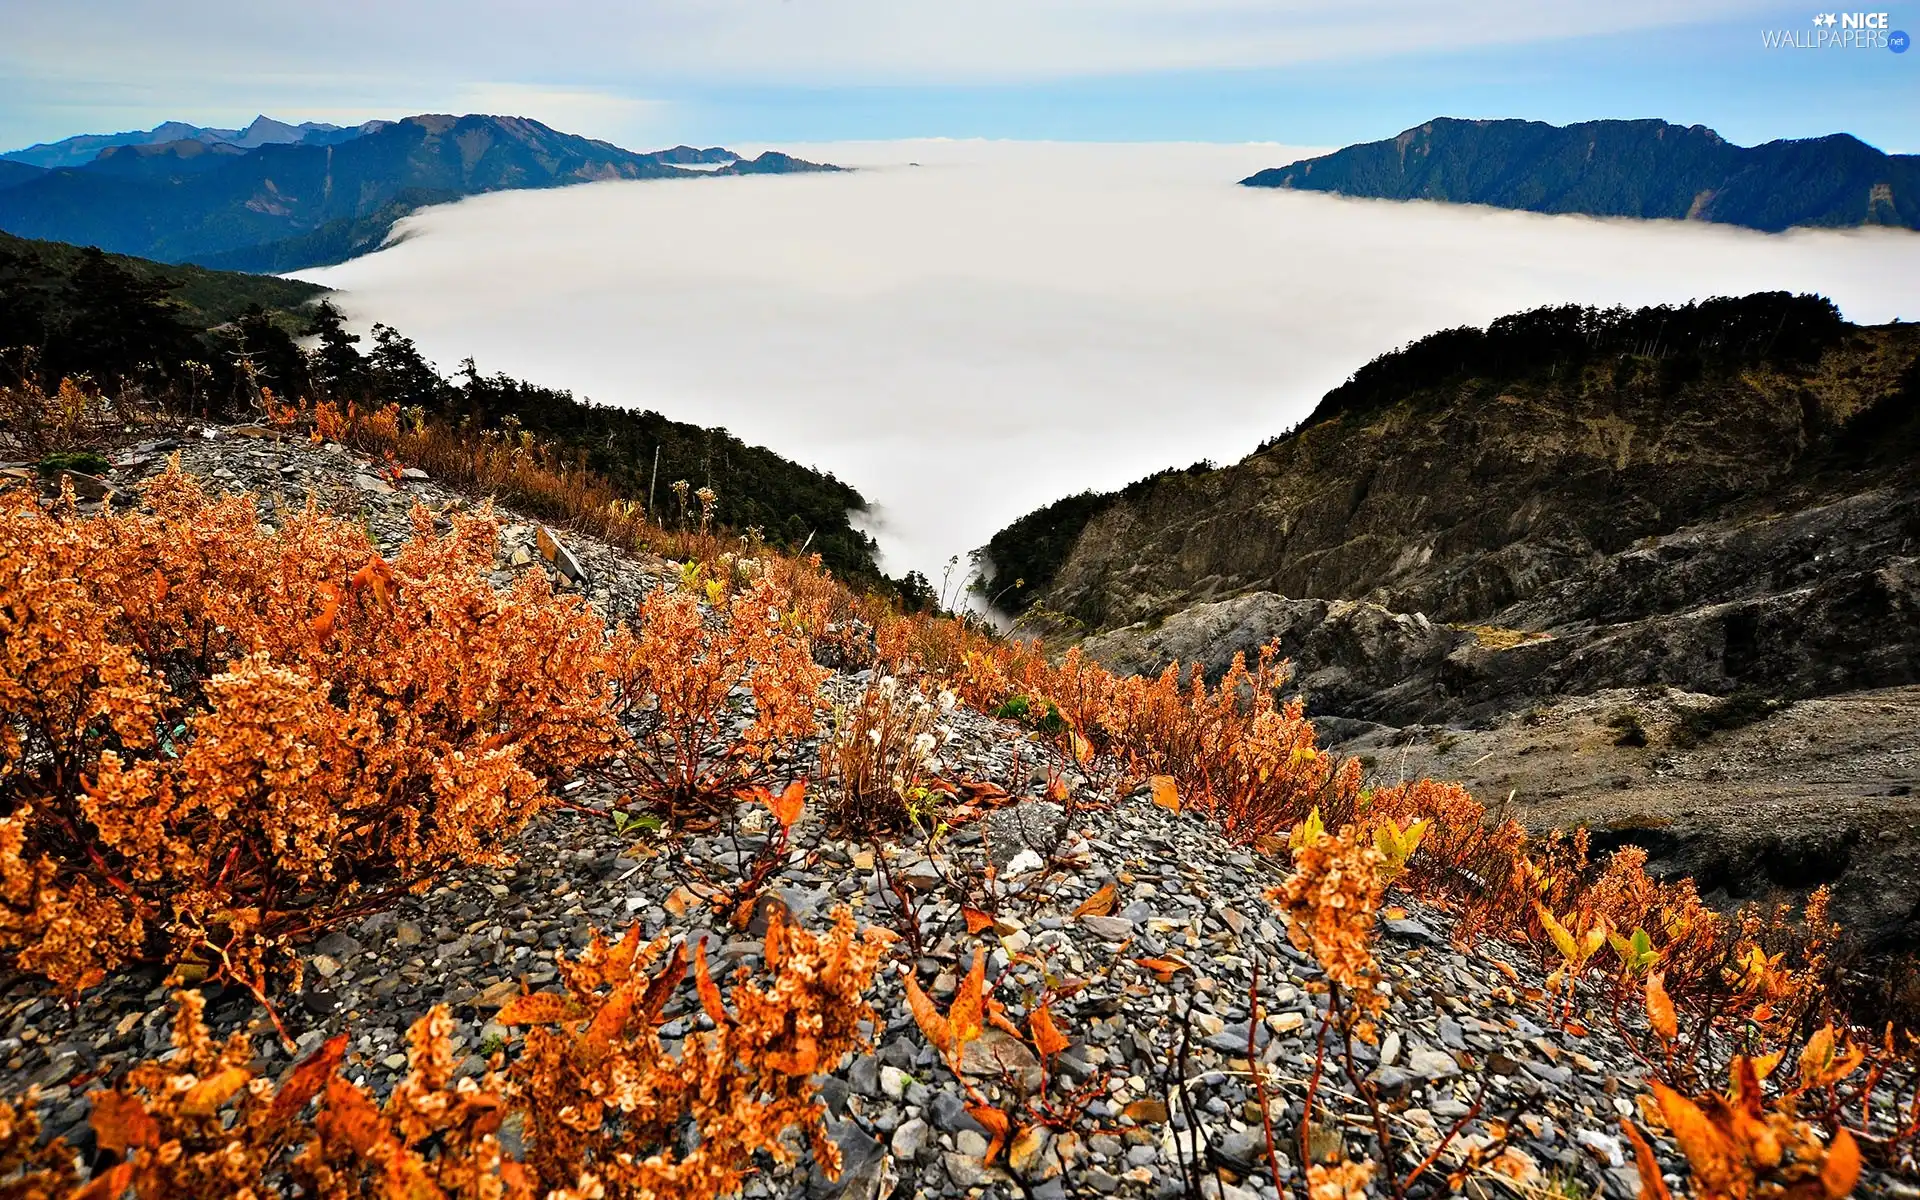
0, 114, 839, 271
1241, 117, 1920, 232
1, 115, 372, 169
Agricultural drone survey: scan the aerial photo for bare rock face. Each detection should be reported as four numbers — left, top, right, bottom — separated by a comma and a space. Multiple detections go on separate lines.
1017, 323, 1920, 728
1072, 502, 1920, 730
1080, 594, 1466, 724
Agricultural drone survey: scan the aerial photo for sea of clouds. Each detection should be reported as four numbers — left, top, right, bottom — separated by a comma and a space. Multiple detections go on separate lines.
296, 139, 1920, 589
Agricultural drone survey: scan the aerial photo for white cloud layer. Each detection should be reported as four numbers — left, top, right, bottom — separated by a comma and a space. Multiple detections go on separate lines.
297, 140, 1920, 585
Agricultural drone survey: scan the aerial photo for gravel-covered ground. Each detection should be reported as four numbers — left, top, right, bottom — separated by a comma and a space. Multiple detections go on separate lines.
3, 427, 1909, 1199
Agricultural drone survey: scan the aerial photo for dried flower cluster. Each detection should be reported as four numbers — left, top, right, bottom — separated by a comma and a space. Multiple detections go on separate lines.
818, 674, 956, 832
1306, 1160, 1377, 1200
1, 464, 631, 995
1268, 823, 1389, 1017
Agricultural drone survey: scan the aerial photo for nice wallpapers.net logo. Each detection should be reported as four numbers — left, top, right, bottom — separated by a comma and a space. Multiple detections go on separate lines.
1762, 11, 1910, 49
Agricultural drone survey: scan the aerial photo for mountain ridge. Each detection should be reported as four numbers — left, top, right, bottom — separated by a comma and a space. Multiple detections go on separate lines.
1240, 116, 1920, 231
0, 114, 840, 272
1, 114, 370, 169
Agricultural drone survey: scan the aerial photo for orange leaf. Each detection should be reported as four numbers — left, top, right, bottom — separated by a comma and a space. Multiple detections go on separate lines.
583, 983, 637, 1064
608, 922, 646, 983
350, 555, 397, 607
1821, 1126, 1861, 1199
962, 907, 995, 935
905, 971, 954, 1057
1619, 1119, 1674, 1200
694, 938, 730, 1028
1646, 971, 1678, 1044
1652, 1081, 1735, 1185
763, 779, 806, 828
985, 991, 1024, 1040
1029, 1005, 1071, 1060
89, 1091, 159, 1155
1134, 957, 1190, 982
1148, 775, 1180, 813
496, 992, 582, 1026
1070, 728, 1094, 766
269, 1032, 346, 1126
182, 1066, 252, 1116
320, 1076, 391, 1156
71, 1162, 133, 1200
968, 1104, 1011, 1165
1047, 777, 1070, 802
950, 949, 986, 1046
639, 942, 688, 1026
312, 583, 342, 640
1072, 882, 1117, 919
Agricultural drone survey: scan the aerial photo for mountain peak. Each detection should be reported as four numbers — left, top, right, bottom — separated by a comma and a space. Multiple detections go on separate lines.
1240, 115, 1918, 232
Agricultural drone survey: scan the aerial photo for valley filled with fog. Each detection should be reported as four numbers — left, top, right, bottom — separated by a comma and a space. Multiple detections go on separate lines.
297, 139, 1920, 587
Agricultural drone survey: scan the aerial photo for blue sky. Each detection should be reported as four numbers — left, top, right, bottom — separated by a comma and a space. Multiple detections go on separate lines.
2, 1, 1914, 153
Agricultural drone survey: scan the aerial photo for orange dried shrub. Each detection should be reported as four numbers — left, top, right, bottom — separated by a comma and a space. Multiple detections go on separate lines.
502, 908, 893, 1198
765, 552, 888, 670
1024, 644, 1363, 845
294, 1006, 534, 1200
0, 1092, 81, 1200
615, 578, 826, 816
818, 675, 956, 833
1268, 822, 1389, 1021
0, 464, 632, 995
0, 376, 128, 457
312, 398, 354, 444
67, 989, 343, 1199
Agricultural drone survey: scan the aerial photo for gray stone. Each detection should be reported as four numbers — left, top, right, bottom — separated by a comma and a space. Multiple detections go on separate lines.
879, 1065, 910, 1100
1079, 915, 1136, 942
890, 1117, 930, 1162
959, 1028, 1044, 1091
985, 801, 1066, 870
943, 1151, 986, 1188
537, 526, 588, 583
929, 1090, 988, 1134
1407, 1047, 1461, 1080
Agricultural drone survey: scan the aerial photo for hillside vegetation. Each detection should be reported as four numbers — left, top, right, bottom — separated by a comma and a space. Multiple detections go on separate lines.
1242, 117, 1920, 231
0, 228, 325, 335
0, 231, 885, 581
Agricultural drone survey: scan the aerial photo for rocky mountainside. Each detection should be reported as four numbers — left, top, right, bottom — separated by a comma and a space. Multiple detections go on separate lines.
0, 114, 840, 271
1002, 294, 1918, 716
996, 294, 1920, 949
1, 427, 1852, 1200
1240, 117, 1920, 232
